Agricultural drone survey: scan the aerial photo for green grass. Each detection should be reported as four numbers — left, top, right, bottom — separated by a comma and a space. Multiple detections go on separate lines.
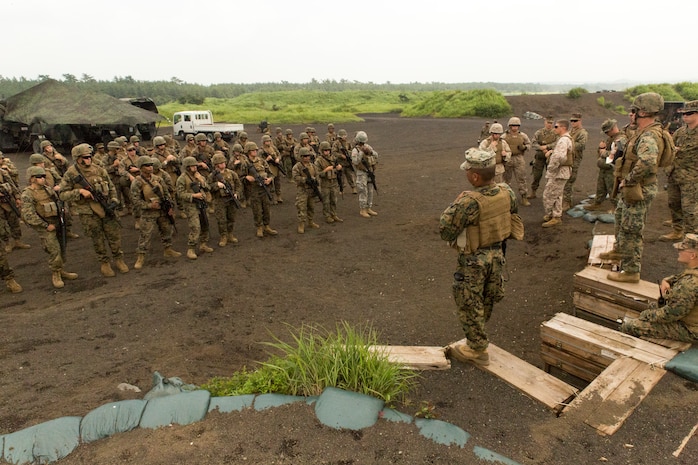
157, 89, 513, 126
201, 322, 419, 405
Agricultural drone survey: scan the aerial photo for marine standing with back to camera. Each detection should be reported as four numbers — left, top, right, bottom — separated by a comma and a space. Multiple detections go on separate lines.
661, 100, 698, 241
439, 149, 518, 367
604, 92, 665, 283
351, 131, 379, 218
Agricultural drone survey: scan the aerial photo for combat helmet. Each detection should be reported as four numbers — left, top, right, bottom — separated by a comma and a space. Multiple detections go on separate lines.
631, 92, 664, 114
319, 141, 331, 151
232, 143, 244, 153
136, 156, 154, 168
239, 131, 248, 139
298, 147, 312, 157
130, 135, 140, 143
107, 141, 120, 150
182, 156, 198, 168
489, 123, 504, 134
285, 129, 293, 135
507, 117, 521, 126
299, 132, 309, 140
71, 143, 93, 159
338, 129, 348, 137
211, 153, 227, 165
244, 141, 258, 153
29, 153, 46, 165
27, 166, 46, 178
194, 133, 207, 142
40, 140, 53, 150
153, 136, 166, 146
262, 134, 272, 142
355, 131, 368, 143
214, 132, 222, 139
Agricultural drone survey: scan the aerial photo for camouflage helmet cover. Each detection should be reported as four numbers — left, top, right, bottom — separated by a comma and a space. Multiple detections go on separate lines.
299, 132, 309, 140
338, 129, 348, 136
194, 133, 207, 142
285, 129, 293, 135
489, 123, 504, 134
507, 117, 521, 126
40, 140, 53, 150
71, 143, 93, 159
261, 134, 272, 142
182, 156, 198, 168
129, 135, 140, 143
319, 141, 331, 151
355, 131, 368, 143
211, 153, 227, 165
107, 141, 120, 150
244, 141, 258, 153
27, 166, 46, 178
152, 136, 166, 146
298, 147, 312, 157
631, 92, 664, 114
232, 143, 244, 153
29, 153, 46, 165
239, 131, 248, 139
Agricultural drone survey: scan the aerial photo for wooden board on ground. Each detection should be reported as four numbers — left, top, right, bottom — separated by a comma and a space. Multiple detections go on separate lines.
540, 343, 606, 382
447, 339, 577, 413
564, 356, 667, 436
542, 313, 681, 369
573, 292, 641, 325
574, 266, 658, 312
588, 234, 617, 266
369, 345, 451, 370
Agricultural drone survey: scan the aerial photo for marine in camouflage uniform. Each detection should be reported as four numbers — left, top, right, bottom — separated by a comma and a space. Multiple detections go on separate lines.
439, 148, 518, 366
621, 234, 698, 342
208, 152, 242, 246
59, 143, 128, 277
542, 120, 573, 227
315, 141, 343, 224
587, 119, 627, 210
40, 140, 69, 176
307, 127, 321, 155
280, 129, 297, 180
663, 100, 698, 240
351, 131, 379, 218
502, 117, 532, 206
131, 156, 181, 269
292, 147, 321, 233
529, 116, 558, 198
191, 133, 215, 178
0, 154, 31, 252
607, 93, 664, 283
260, 135, 283, 203
118, 144, 141, 217
227, 144, 249, 207
478, 123, 511, 184
176, 157, 212, 259
242, 142, 278, 238
563, 113, 588, 208
325, 123, 337, 144
212, 132, 230, 160
180, 134, 197, 160
21, 166, 78, 288
332, 129, 356, 193
28, 154, 79, 239
0, 218, 21, 293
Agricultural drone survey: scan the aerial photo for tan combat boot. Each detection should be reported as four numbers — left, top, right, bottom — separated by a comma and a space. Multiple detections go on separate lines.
528, 189, 537, 199
520, 197, 531, 207
134, 219, 141, 230
199, 243, 213, 253
218, 235, 228, 247
325, 216, 335, 224
607, 271, 640, 283
308, 221, 320, 229
366, 208, 378, 216
163, 247, 182, 258
13, 239, 31, 250
227, 233, 238, 244
60, 270, 78, 280
449, 344, 490, 366
114, 258, 129, 274
100, 262, 115, 277
134, 253, 145, 270
297, 222, 305, 234
264, 225, 278, 235
598, 249, 622, 261
187, 248, 198, 260
333, 215, 344, 223
359, 208, 371, 218
542, 217, 561, 228
660, 230, 684, 241
5, 278, 22, 293
256, 226, 264, 238
52, 270, 64, 289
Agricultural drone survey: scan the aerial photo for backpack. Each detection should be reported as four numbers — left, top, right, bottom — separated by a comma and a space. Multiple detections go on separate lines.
654, 127, 676, 168
559, 134, 575, 166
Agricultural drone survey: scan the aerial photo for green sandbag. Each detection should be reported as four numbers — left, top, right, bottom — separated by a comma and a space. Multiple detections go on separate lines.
139, 390, 210, 429
80, 400, 147, 443
665, 345, 698, 382
3, 416, 81, 464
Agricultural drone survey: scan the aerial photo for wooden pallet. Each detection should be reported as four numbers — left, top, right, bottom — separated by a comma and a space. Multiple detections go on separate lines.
588, 234, 617, 266
574, 266, 658, 313
369, 345, 451, 370
447, 339, 577, 413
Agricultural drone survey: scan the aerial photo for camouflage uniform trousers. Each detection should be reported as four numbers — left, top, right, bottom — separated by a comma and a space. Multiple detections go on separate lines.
281, 156, 294, 180
136, 212, 174, 254
78, 213, 124, 263
340, 166, 356, 190
530, 152, 547, 193
666, 172, 698, 234
31, 225, 63, 271
452, 249, 505, 351
320, 179, 340, 220
182, 203, 209, 248
614, 184, 657, 274
1, 208, 22, 241
562, 154, 583, 205
212, 197, 237, 237
248, 185, 272, 227
295, 188, 316, 223
503, 154, 528, 198
0, 242, 14, 280
595, 167, 615, 205
621, 318, 697, 343
356, 171, 375, 209
543, 178, 567, 218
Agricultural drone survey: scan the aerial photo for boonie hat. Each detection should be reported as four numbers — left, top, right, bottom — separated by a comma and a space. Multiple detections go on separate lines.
601, 119, 617, 133
460, 148, 495, 171
674, 233, 698, 250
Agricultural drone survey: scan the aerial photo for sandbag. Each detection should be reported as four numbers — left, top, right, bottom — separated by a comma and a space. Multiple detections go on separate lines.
3, 416, 81, 464
80, 400, 147, 443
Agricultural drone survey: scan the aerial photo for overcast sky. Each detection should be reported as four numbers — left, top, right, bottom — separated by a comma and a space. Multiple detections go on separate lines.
4, 0, 695, 86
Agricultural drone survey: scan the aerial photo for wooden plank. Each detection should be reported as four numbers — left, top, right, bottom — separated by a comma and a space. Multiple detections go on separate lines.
546, 313, 680, 368
447, 339, 577, 412
573, 292, 641, 323
574, 266, 658, 311
588, 235, 617, 266
369, 345, 451, 370
565, 357, 645, 413
541, 344, 606, 382
584, 358, 666, 435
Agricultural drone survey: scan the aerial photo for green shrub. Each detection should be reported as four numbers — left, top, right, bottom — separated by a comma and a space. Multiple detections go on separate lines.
567, 87, 588, 99
402, 89, 511, 118
200, 322, 418, 405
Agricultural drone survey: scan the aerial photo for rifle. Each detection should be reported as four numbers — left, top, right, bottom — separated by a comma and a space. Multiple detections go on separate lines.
334, 159, 344, 196
213, 170, 242, 209
340, 147, 355, 172
196, 153, 213, 173
142, 176, 177, 234
0, 187, 21, 218
73, 174, 120, 218
265, 154, 287, 177
190, 181, 209, 230
363, 162, 378, 193
247, 163, 273, 201
55, 196, 67, 259
303, 167, 323, 202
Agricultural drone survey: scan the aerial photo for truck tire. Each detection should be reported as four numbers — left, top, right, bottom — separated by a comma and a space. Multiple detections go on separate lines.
206, 133, 214, 143
178, 131, 185, 141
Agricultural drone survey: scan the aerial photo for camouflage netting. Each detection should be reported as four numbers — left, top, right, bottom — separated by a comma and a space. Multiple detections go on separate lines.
2, 79, 164, 126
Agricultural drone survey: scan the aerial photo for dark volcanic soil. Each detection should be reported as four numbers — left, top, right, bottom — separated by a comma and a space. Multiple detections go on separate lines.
0, 92, 696, 465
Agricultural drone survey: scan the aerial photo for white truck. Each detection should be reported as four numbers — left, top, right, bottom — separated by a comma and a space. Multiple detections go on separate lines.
172, 110, 244, 142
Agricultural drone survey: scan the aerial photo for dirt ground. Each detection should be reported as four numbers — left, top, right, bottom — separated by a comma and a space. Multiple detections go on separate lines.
1, 92, 696, 464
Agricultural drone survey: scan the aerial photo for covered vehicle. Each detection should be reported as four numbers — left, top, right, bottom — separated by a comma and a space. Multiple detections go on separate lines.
0, 79, 164, 152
